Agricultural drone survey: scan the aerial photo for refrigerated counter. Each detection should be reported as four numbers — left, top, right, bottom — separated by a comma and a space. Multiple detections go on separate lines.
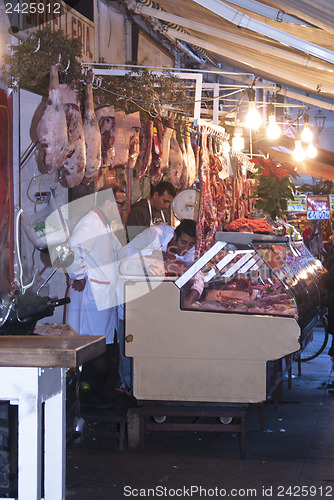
121, 232, 327, 404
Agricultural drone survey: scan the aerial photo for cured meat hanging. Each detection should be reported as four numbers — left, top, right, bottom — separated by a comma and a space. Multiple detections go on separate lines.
168, 115, 184, 190
95, 106, 116, 169
183, 120, 197, 188
82, 70, 102, 185
176, 121, 189, 190
36, 64, 68, 174
136, 120, 153, 181
112, 110, 128, 168
59, 85, 86, 188
149, 117, 164, 185
159, 118, 173, 179
126, 112, 141, 169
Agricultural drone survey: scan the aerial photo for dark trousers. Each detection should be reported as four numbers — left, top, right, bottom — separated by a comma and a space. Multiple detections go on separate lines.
80, 343, 119, 400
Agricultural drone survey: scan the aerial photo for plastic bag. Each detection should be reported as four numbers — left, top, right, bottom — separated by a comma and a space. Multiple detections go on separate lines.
21, 193, 70, 250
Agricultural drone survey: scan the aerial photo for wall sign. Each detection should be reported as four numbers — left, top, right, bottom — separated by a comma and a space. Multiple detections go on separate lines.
18, 0, 95, 62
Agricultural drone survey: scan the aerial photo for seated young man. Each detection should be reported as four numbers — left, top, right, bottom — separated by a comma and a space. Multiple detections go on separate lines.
118, 219, 203, 306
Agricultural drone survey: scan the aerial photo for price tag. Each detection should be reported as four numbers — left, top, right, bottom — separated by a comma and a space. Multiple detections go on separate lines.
307, 195, 330, 220
287, 195, 307, 212
330, 195, 334, 211
307, 210, 331, 220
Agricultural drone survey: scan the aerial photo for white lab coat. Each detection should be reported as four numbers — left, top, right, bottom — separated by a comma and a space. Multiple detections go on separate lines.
118, 224, 195, 265
118, 224, 203, 300
66, 209, 121, 343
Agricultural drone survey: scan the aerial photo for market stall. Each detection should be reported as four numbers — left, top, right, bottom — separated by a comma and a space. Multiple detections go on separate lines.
121, 230, 327, 452
123, 231, 326, 402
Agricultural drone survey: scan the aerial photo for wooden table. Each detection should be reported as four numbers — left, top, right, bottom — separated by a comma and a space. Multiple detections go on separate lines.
0, 335, 106, 500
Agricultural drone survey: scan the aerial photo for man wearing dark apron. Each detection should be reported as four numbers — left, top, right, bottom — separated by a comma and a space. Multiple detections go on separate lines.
126, 181, 176, 241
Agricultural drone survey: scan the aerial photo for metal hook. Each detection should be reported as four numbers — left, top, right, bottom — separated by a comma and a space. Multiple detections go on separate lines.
92, 76, 102, 89
63, 59, 70, 73
33, 38, 40, 53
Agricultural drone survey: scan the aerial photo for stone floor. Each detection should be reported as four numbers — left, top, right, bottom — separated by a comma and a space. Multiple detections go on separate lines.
66, 341, 334, 500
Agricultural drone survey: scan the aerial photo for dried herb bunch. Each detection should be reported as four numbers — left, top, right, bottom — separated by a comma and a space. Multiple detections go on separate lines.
1, 26, 83, 94
90, 67, 194, 117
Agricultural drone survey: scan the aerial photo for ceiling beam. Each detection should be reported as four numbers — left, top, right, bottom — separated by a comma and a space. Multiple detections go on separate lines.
191, 0, 334, 64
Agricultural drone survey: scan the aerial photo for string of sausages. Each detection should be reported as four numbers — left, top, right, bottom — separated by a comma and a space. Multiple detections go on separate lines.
196, 126, 255, 257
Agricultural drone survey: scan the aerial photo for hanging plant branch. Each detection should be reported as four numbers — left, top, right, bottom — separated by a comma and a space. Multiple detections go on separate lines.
1, 26, 83, 94
90, 67, 194, 117
249, 157, 298, 220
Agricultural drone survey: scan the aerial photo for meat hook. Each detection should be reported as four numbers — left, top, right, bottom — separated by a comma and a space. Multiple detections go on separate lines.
33, 38, 40, 53
92, 76, 102, 89
63, 59, 71, 73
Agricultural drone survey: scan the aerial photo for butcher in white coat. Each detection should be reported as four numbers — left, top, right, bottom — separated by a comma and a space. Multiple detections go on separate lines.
66, 185, 123, 407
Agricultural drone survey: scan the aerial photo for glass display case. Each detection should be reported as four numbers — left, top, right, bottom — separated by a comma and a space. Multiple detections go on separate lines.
176, 232, 327, 337
122, 232, 328, 404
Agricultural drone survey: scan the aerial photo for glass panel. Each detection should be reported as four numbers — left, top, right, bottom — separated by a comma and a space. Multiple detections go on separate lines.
182, 244, 297, 318
180, 233, 326, 331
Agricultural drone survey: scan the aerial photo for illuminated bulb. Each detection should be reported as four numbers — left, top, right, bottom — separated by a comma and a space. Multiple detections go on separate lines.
301, 124, 313, 143
266, 114, 281, 140
307, 142, 317, 159
232, 127, 244, 151
293, 139, 306, 162
246, 101, 263, 129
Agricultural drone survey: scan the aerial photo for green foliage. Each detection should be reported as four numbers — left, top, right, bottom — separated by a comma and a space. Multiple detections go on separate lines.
1, 33, 193, 117
298, 180, 334, 195
1, 26, 83, 94
250, 157, 297, 220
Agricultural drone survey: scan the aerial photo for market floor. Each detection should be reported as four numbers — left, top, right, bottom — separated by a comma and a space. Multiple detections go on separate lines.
66, 340, 334, 500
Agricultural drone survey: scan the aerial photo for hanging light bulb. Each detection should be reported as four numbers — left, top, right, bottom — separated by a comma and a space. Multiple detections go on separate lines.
293, 134, 306, 162
266, 104, 281, 140
232, 125, 244, 152
301, 112, 313, 143
307, 142, 317, 159
246, 88, 262, 129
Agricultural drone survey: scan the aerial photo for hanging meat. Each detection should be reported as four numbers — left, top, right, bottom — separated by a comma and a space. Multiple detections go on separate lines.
82, 70, 101, 186
58, 85, 86, 188
159, 118, 173, 177
126, 112, 141, 170
191, 142, 200, 179
168, 115, 184, 190
183, 121, 197, 188
176, 121, 189, 190
95, 106, 115, 168
36, 64, 68, 174
112, 110, 128, 168
149, 117, 164, 185
196, 127, 217, 257
136, 120, 153, 181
